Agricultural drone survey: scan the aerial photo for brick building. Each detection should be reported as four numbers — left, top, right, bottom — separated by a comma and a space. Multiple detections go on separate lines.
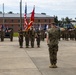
0, 13, 54, 32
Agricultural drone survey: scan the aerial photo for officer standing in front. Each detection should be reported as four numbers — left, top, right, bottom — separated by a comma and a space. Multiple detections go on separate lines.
18, 28, 23, 48
47, 23, 59, 68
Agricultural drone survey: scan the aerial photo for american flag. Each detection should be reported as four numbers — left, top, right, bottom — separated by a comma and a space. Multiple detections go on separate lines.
24, 3, 27, 30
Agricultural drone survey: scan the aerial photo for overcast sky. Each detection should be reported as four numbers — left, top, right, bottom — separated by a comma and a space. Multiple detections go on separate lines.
0, 0, 76, 20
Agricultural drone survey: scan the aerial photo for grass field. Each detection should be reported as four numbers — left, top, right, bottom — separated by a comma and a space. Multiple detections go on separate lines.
13, 32, 19, 37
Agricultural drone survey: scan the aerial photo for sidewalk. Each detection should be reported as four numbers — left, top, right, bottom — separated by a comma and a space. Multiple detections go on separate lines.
0, 37, 76, 75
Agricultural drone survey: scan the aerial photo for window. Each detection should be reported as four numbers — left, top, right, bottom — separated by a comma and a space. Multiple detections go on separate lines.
38, 19, 40, 22
18, 20, 20, 22
11, 19, 14, 22
18, 24, 20, 27
12, 25, 13, 27
4, 19, 6, 22
45, 19, 46, 22
49, 19, 50, 23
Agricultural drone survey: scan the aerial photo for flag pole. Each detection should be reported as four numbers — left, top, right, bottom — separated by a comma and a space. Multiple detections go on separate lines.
3, 3, 4, 26
20, 0, 22, 29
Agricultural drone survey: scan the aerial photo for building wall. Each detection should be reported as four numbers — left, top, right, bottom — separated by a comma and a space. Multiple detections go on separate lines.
0, 17, 54, 32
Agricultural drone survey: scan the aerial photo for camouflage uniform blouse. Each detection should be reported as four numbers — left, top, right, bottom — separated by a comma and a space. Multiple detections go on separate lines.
47, 27, 59, 46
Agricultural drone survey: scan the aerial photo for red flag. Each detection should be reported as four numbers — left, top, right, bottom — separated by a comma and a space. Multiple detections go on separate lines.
30, 5, 35, 22
26, 5, 35, 30
24, 3, 28, 30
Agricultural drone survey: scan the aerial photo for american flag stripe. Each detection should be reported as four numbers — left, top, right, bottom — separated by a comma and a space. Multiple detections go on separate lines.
24, 3, 27, 30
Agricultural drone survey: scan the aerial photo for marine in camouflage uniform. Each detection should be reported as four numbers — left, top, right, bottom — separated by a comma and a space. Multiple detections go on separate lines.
69, 29, 75, 40
18, 28, 23, 48
0, 28, 4, 41
30, 27, 35, 48
47, 23, 59, 68
10, 28, 13, 41
65, 29, 69, 41
61, 30, 65, 40
24, 29, 30, 48
41, 29, 45, 41
74, 28, 76, 41
36, 29, 41, 47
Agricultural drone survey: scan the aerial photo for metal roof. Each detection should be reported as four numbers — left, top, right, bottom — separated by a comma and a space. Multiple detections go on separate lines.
0, 13, 53, 18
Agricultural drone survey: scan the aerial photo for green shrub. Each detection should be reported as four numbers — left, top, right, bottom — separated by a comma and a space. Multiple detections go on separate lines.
13, 32, 18, 37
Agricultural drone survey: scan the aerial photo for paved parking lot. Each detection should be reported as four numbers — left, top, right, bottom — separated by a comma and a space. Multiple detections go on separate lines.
0, 37, 76, 75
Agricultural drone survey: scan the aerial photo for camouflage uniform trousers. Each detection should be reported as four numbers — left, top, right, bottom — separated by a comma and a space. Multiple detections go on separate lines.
48, 44, 58, 65
19, 36, 23, 48
30, 37, 35, 48
36, 37, 40, 47
25, 37, 29, 47
1, 30, 4, 41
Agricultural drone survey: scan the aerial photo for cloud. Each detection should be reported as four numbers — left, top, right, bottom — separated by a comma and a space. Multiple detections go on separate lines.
0, 0, 76, 10
0, 0, 76, 19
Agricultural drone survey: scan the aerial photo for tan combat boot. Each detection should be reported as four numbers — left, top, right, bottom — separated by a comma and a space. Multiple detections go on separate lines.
49, 65, 54, 68
53, 64, 58, 68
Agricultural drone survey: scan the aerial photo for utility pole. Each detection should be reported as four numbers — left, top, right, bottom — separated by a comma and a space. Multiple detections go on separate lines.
20, 0, 22, 29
